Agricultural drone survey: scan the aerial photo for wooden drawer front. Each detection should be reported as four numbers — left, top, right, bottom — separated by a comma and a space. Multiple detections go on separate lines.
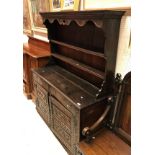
32, 73, 48, 90
50, 97, 72, 151
36, 85, 50, 125
49, 86, 73, 112
37, 84, 48, 103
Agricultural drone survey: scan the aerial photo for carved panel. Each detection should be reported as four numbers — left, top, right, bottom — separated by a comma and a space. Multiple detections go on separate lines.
37, 99, 50, 124
36, 84, 50, 125
53, 105, 71, 132
50, 96, 73, 151
37, 84, 48, 102
49, 94, 81, 154
53, 114, 71, 145
52, 105, 72, 149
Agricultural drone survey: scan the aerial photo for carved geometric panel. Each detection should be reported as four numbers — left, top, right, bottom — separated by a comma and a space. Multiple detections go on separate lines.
36, 84, 50, 125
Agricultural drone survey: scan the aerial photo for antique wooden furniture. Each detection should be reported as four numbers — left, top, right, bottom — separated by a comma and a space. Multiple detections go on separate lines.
76, 72, 131, 155
32, 11, 125, 155
23, 36, 51, 100
113, 72, 131, 145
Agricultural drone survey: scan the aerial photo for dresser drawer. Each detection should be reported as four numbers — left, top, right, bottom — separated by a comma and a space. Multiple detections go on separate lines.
49, 86, 74, 112
32, 73, 48, 90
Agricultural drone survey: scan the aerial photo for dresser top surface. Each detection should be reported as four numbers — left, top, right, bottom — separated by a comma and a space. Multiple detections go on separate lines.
40, 10, 125, 20
33, 65, 104, 109
23, 43, 51, 58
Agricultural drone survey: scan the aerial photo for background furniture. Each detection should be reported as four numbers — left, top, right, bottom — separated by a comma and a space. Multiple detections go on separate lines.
23, 36, 51, 100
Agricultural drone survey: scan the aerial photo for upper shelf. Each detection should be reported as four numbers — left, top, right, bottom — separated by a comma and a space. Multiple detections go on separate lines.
50, 39, 106, 59
40, 10, 125, 28
39, 10, 125, 88
52, 53, 105, 80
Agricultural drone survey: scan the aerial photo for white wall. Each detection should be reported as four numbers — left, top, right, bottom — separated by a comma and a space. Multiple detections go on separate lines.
115, 10, 131, 77
82, 0, 131, 78
83, 0, 130, 10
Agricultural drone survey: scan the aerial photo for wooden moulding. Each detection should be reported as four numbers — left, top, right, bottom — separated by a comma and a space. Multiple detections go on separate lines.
40, 10, 125, 28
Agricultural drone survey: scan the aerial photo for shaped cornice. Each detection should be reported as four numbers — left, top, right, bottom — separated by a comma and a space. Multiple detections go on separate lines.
40, 10, 124, 29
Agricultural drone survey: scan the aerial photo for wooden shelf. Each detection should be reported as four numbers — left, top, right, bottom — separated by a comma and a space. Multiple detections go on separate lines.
50, 39, 106, 59
52, 53, 105, 80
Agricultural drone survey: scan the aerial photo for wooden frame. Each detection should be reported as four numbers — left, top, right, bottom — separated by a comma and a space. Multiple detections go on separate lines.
23, 0, 33, 36
49, 0, 62, 11
29, 0, 50, 37
61, 0, 80, 11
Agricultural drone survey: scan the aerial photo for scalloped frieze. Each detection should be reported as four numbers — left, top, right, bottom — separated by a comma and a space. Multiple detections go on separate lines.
43, 18, 104, 28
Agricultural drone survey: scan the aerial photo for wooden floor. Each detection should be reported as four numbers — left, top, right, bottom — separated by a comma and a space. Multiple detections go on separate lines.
78, 129, 130, 155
